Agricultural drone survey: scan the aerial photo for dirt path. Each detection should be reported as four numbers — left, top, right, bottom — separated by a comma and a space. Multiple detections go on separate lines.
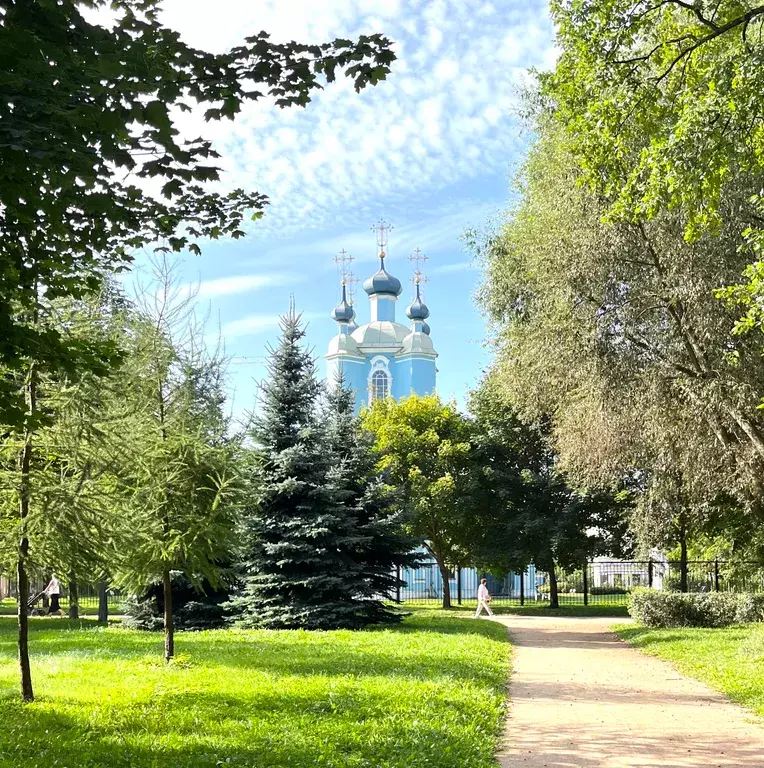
492, 613, 764, 767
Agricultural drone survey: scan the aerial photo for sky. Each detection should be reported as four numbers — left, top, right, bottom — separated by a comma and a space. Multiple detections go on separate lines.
130, 0, 557, 419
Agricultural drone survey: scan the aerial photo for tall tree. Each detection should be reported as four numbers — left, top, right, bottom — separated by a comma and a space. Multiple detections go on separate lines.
475, 108, 764, 531
231, 311, 367, 629
1, 0, 395, 700
323, 378, 417, 624
0, 288, 123, 701
469, 378, 631, 608
108, 262, 241, 661
0, 0, 395, 427
362, 395, 476, 609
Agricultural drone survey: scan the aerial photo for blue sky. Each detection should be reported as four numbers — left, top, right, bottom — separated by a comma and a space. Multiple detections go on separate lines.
133, 0, 556, 419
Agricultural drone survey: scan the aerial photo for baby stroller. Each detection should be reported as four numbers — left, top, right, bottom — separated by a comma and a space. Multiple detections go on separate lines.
27, 590, 49, 616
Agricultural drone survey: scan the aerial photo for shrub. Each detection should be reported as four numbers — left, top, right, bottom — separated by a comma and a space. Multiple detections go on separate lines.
123, 572, 229, 631
590, 585, 630, 595
628, 589, 764, 628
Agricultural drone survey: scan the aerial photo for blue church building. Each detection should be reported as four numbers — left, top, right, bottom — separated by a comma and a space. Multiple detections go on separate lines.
325, 245, 437, 412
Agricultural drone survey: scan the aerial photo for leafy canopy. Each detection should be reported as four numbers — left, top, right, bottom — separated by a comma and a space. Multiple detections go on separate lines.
0, 0, 395, 425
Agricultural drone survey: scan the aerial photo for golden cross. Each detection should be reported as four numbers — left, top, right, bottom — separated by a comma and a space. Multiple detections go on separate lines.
371, 220, 393, 254
346, 272, 361, 304
333, 248, 354, 280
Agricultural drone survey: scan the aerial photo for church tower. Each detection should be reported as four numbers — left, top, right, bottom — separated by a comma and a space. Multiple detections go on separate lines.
325, 222, 438, 412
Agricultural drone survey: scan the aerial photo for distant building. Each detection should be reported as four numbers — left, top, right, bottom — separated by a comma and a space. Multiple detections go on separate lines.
325, 223, 438, 412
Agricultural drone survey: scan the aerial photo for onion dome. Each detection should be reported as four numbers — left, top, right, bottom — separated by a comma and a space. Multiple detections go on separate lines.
405, 282, 430, 320
331, 282, 355, 323
363, 252, 402, 297
422, 321, 431, 335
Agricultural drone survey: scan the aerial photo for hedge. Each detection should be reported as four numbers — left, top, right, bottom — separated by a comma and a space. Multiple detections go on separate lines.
628, 588, 764, 628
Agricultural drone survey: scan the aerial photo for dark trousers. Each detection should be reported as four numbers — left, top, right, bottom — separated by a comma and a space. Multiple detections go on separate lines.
49, 594, 60, 612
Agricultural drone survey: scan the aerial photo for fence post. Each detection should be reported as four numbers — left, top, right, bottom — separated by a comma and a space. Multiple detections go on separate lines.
520, 569, 525, 606
714, 559, 720, 592
396, 565, 401, 604
457, 568, 462, 605
583, 563, 589, 606
648, 559, 654, 589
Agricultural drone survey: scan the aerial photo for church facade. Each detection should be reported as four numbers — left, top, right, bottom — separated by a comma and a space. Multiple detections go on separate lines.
325, 240, 437, 412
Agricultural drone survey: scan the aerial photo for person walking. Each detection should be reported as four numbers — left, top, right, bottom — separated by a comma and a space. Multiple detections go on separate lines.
44, 574, 61, 615
475, 577, 494, 618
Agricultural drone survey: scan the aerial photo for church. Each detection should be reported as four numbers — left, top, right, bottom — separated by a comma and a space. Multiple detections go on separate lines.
325, 224, 438, 412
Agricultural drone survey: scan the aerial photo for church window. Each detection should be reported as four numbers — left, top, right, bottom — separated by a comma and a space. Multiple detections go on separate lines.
371, 369, 389, 402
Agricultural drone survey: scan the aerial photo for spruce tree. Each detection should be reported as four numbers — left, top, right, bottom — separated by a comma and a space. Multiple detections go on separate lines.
323, 378, 417, 625
231, 311, 367, 629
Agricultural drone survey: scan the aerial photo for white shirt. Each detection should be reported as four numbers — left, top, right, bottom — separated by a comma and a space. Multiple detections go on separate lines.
478, 584, 490, 601
45, 577, 60, 595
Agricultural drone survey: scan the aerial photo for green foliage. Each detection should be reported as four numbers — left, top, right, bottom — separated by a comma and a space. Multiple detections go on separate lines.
628, 588, 764, 627
468, 376, 632, 576
544, 0, 764, 351
0, 0, 395, 427
232, 312, 376, 630
0, 612, 511, 768
107, 298, 241, 599
123, 572, 229, 632
362, 395, 476, 606
545, 0, 764, 237
476, 99, 764, 560
322, 378, 419, 625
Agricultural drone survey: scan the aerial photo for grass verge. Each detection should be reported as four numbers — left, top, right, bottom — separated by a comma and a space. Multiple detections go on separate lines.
0, 609, 510, 768
616, 623, 764, 718
412, 602, 629, 618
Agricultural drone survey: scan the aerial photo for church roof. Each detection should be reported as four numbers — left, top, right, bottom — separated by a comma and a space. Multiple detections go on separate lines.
326, 331, 364, 358
405, 282, 430, 320
363, 253, 402, 297
331, 283, 355, 323
400, 330, 436, 356
351, 320, 410, 349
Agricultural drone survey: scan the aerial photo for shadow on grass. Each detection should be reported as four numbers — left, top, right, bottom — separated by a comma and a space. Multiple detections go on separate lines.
0, 691, 494, 768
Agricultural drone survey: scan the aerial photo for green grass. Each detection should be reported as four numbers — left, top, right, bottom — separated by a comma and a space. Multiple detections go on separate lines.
0, 609, 510, 768
616, 623, 764, 718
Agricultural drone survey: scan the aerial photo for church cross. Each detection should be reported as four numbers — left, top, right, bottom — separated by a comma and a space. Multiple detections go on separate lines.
346, 271, 361, 304
408, 247, 429, 298
333, 248, 354, 281
372, 219, 393, 255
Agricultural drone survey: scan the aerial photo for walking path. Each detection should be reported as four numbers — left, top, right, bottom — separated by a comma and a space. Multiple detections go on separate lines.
493, 613, 764, 767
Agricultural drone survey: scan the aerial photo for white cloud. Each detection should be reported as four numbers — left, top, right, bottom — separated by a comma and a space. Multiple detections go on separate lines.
223, 311, 323, 339
431, 260, 477, 275
154, 0, 554, 237
184, 274, 287, 300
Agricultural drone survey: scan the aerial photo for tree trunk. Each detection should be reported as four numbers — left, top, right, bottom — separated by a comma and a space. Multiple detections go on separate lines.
548, 560, 559, 609
17, 544, 33, 703
97, 580, 108, 624
679, 514, 688, 593
163, 569, 174, 662
68, 573, 79, 620
17, 367, 36, 703
436, 561, 452, 609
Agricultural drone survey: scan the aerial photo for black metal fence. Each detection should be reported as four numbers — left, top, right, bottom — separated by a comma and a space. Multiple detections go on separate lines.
0, 576, 124, 613
396, 560, 764, 606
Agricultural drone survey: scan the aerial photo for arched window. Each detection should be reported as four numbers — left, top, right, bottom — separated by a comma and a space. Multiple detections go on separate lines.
370, 369, 389, 402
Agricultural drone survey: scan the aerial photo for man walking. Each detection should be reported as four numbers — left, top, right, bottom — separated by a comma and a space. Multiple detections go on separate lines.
475, 577, 494, 618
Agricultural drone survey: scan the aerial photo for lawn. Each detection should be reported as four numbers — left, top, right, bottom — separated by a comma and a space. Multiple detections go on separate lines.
616, 622, 764, 718
417, 602, 629, 618
0, 609, 510, 768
